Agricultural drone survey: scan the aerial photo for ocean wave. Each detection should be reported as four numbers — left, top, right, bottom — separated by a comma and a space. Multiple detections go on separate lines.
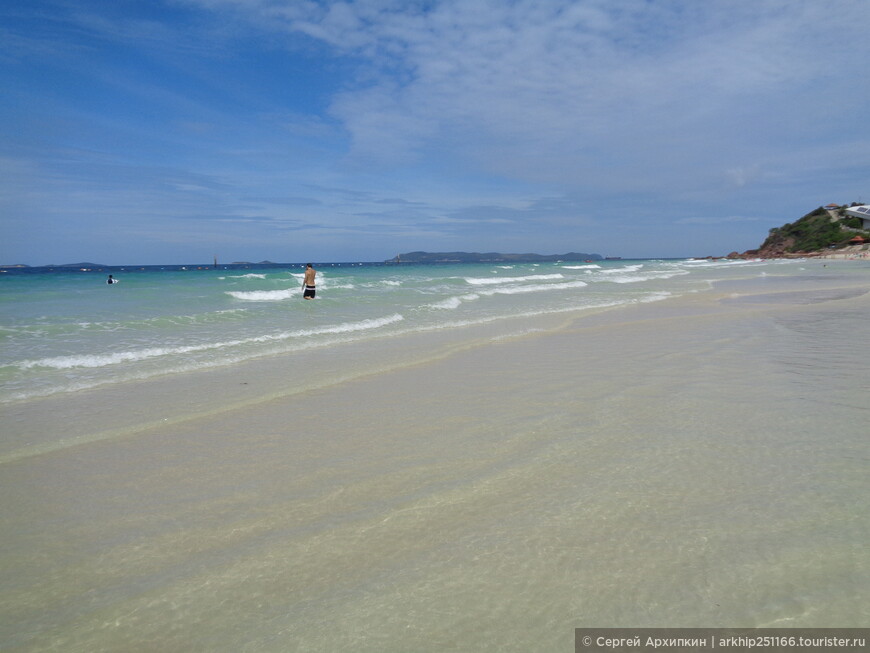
675, 259, 766, 269
561, 264, 601, 269
226, 288, 297, 301
599, 264, 644, 274
640, 291, 672, 302
425, 294, 480, 310
310, 314, 404, 334
478, 280, 588, 295
227, 279, 352, 300
603, 271, 686, 284
406, 295, 655, 334
428, 297, 463, 310
463, 273, 565, 286
16, 314, 405, 370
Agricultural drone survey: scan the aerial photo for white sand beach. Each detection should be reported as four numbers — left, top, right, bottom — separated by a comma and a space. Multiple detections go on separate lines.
2, 269, 868, 652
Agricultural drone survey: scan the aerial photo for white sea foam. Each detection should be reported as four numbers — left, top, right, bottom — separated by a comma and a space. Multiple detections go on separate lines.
599, 264, 644, 274
463, 273, 564, 286
640, 291, 672, 302
408, 297, 639, 333
226, 289, 298, 301
606, 276, 654, 284
16, 314, 405, 370
478, 280, 588, 295
604, 271, 686, 284
673, 258, 763, 269
311, 314, 404, 334
561, 264, 600, 269
428, 297, 463, 310
424, 293, 480, 310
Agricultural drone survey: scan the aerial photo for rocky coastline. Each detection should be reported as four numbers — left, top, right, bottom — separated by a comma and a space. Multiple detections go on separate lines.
724, 242, 869, 261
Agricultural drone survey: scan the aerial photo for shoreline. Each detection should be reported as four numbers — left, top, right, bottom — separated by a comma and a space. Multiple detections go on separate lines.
2, 266, 868, 651
2, 262, 868, 462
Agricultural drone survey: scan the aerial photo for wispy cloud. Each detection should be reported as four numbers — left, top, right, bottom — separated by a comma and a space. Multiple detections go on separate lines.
208, 0, 870, 185
3, 0, 869, 263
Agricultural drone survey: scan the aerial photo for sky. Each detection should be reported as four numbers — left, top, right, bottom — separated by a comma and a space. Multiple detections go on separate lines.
2, 0, 869, 265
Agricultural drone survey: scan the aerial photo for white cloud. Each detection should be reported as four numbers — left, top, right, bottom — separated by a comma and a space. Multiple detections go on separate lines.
188, 0, 868, 192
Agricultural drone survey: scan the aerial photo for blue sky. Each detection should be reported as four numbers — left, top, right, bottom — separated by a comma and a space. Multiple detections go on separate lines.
2, 0, 869, 264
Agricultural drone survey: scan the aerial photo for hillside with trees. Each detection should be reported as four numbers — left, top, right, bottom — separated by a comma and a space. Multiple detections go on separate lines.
731, 206, 870, 258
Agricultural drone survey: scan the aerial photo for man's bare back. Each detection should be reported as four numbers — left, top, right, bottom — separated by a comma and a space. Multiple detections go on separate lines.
302, 264, 316, 299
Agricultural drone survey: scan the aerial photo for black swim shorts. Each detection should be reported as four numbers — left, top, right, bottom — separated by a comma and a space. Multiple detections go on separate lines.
303, 285, 316, 298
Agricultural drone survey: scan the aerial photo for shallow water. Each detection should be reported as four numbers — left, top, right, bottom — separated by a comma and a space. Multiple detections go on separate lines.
1, 258, 797, 403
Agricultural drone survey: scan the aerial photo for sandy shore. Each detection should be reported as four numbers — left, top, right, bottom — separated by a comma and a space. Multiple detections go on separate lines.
2, 270, 869, 651
817, 244, 870, 259
801, 243, 869, 260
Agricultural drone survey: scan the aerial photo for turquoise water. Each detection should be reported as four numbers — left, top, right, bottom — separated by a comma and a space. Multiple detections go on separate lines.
0, 258, 847, 402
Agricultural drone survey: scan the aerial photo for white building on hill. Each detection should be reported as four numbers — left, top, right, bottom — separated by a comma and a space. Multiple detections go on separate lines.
844, 205, 870, 230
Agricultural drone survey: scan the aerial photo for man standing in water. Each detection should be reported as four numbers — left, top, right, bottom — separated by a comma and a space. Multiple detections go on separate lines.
302, 263, 316, 299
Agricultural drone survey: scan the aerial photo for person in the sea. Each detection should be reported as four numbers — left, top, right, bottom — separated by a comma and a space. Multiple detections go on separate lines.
302, 263, 316, 299
107, 274, 116, 284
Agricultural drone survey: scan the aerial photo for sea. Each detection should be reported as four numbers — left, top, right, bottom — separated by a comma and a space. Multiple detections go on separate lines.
0, 257, 821, 403
2, 257, 869, 652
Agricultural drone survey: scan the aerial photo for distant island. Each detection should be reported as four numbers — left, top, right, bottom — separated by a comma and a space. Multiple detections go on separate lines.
386, 251, 603, 264
1, 260, 286, 269
0, 262, 111, 269
53, 262, 108, 268
0, 262, 117, 269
